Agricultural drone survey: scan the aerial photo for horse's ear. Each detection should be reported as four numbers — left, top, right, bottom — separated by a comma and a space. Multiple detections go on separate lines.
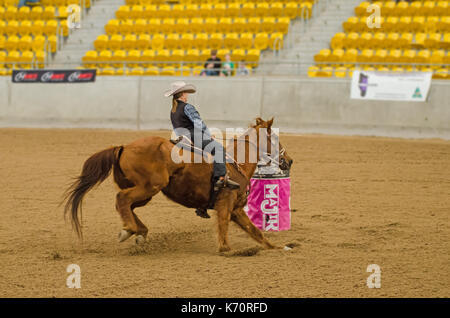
255, 117, 264, 126
267, 117, 274, 128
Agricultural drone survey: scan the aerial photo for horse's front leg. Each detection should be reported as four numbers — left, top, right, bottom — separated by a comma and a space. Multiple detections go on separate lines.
215, 200, 232, 253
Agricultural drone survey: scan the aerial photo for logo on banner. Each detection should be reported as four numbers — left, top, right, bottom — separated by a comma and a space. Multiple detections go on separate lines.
358, 73, 369, 97
41, 72, 66, 82
261, 184, 279, 231
412, 87, 422, 99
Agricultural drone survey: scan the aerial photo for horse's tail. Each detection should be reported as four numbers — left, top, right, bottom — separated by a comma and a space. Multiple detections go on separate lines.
63, 146, 123, 238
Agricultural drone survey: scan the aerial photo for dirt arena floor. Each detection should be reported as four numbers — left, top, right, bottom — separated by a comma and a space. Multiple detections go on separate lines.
0, 128, 449, 298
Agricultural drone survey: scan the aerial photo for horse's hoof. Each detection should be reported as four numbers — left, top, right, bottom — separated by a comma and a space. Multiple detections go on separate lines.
118, 229, 133, 243
283, 246, 293, 251
135, 235, 146, 245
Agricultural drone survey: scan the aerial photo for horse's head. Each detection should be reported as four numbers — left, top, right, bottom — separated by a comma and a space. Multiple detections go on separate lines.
252, 117, 293, 171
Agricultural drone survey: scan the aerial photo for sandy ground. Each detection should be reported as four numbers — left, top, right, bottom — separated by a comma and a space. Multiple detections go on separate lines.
0, 128, 449, 298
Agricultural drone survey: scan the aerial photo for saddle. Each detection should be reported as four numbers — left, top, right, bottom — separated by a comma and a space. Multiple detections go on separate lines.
170, 136, 244, 218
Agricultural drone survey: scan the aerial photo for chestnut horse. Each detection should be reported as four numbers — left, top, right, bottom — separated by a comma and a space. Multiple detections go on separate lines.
64, 118, 293, 252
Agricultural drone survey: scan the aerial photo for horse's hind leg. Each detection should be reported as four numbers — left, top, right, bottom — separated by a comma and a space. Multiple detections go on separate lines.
231, 207, 277, 250
116, 185, 160, 243
131, 198, 152, 244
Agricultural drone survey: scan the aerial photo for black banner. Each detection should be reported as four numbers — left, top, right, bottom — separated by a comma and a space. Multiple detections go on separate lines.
12, 69, 97, 83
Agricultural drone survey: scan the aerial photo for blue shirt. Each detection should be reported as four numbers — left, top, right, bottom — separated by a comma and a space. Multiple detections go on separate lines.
184, 104, 212, 138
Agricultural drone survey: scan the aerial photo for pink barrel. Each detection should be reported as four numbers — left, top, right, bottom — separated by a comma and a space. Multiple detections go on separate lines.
245, 175, 291, 231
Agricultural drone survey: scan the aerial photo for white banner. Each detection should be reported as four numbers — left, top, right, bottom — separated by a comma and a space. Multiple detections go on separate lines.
350, 71, 432, 102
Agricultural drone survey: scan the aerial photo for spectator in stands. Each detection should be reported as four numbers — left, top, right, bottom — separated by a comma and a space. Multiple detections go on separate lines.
18, 0, 40, 8
222, 54, 235, 77
200, 63, 217, 76
204, 50, 221, 76
236, 61, 250, 76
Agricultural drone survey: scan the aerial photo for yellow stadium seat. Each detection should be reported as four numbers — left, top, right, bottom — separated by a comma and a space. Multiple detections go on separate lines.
400, 32, 413, 48
224, 33, 239, 49
135, 33, 149, 50
260, 17, 275, 33
384, 16, 398, 32
254, 33, 269, 50
256, 2, 269, 17
192, 65, 204, 76
411, 16, 425, 33
173, 18, 189, 33
144, 66, 159, 76
284, 2, 298, 19
160, 66, 175, 76
209, 33, 223, 50
147, 19, 160, 34
437, 16, 450, 33
425, 16, 439, 33
423, 1, 436, 16
193, 33, 207, 50
129, 67, 144, 76
344, 32, 359, 49
396, 1, 411, 16
425, 33, 442, 49
82, 50, 98, 68
217, 17, 232, 33
358, 49, 374, 64
239, 33, 253, 50
373, 32, 386, 49
29, 6, 43, 20
142, 4, 156, 20
5, 20, 18, 36
185, 4, 199, 19
176, 33, 191, 50
176, 66, 191, 77
189, 17, 203, 33
0, 35, 5, 50
161, 18, 175, 34
430, 49, 445, 64
269, 32, 283, 50
127, 50, 141, 68
133, 19, 147, 34
386, 49, 402, 63
355, 1, 370, 17
130, 5, 143, 19
246, 49, 261, 68
416, 49, 431, 64
204, 17, 218, 33
386, 32, 400, 48
437, 1, 449, 15
123, 34, 137, 50
31, 35, 45, 52
172, 4, 184, 19
199, 3, 212, 19
98, 50, 112, 68
270, 2, 284, 18
6, 50, 20, 68
35, 50, 45, 68
94, 35, 108, 51
185, 48, 200, 66
307, 66, 319, 77
19, 50, 33, 69
4, 35, 18, 51
43, 6, 55, 20
165, 33, 180, 50
213, 3, 227, 18
343, 16, 359, 33
105, 19, 119, 35
317, 66, 333, 77
231, 48, 245, 63
233, 17, 247, 34
334, 66, 348, 78
241, 3, 255, 18
329, 49, 344, 63
314, 49, 331, 63
200, 49, 211, 62
401, 49, 416, 63
359, 32, 373, 49
109, 34, 123, 50
18, 20, 31, 36
4, 6, 17, 21
374, 49, 388, 63
43, 19, 57, 36
151, 34, 165, 50
331, 32, 346, 50
410, 1, 423, 16
398, 16, 412, 32
141, 49, 155, 67
170, 49, 185, 68
111, 50, 126, 68
227, 3, 240, 18
217, 49, 230, 60
432, 68, 449, 79
119, 19, 133, 35
276, 17, 290, 34
155, 49, 170, 67
158, 4, 171, 19
17, 6, 30, 21
414, 33, 427, 49
18, 35, 32, 51
247, 17, 261, 33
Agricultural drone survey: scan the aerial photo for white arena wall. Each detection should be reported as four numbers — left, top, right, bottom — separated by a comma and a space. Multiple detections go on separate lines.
1, 76, 449, 139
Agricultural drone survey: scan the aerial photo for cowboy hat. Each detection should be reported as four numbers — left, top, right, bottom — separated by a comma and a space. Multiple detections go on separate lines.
164, 81, 196, 97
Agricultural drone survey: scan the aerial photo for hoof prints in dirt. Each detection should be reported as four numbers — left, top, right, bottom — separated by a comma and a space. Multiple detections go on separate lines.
221, 247, 262, 257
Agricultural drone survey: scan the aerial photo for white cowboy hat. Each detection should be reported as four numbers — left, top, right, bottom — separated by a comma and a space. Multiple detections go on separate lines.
164, 81, 197, 97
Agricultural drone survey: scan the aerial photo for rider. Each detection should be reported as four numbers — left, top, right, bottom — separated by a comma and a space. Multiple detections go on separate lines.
165, 81, 240, 194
